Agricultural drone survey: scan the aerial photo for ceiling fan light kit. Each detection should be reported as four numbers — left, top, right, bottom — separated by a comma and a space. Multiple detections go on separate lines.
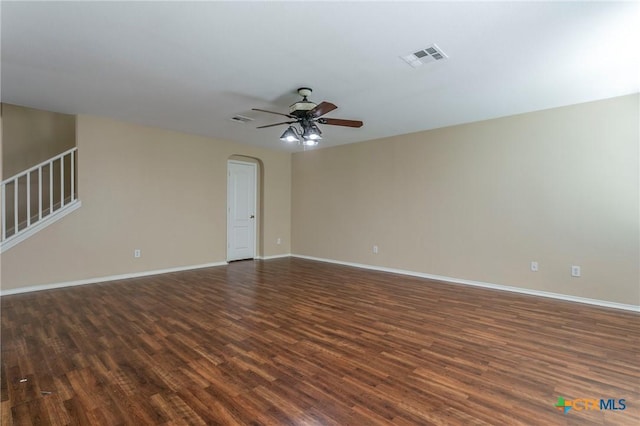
279, 126, 300, 143
302, 123, 322, 140
278, 123, 321, 146
253, 87, 363, 147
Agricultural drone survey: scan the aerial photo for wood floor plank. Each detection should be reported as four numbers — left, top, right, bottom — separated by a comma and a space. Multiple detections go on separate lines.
1, 257, 639, 424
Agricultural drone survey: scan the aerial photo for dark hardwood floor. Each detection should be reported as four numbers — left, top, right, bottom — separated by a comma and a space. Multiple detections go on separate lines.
1, 258, 639, 425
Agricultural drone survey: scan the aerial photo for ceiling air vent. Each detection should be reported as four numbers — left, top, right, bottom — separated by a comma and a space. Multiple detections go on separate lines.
229, 115, 254, 123
401, 44, 448, 68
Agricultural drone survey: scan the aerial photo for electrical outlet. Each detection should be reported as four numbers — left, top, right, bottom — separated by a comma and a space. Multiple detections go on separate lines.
373, 245, 378, 254
571, 265, 581, 277
277, 238, 282, 245
134, 249, 141, 258
530, 261, 538, 272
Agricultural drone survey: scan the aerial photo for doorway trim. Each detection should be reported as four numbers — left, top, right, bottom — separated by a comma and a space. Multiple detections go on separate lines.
227, 159, 258, 262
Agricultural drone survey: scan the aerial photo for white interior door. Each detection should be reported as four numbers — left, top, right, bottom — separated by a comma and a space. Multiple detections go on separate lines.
227, 161, 256, 261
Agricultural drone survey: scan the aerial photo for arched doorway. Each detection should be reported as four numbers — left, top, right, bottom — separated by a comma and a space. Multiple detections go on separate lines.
227, 155, 263, 261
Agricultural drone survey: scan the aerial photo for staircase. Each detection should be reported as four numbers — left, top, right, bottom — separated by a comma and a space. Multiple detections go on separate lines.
1, 147, 80, 252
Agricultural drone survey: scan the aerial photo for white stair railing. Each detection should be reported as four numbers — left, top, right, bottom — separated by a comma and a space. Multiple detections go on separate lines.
1, 147, 79, 249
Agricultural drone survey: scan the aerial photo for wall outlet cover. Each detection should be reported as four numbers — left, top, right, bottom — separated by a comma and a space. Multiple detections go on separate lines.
571, 265, 581, 277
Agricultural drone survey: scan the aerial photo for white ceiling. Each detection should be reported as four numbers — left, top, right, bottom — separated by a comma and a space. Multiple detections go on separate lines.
2, 1, 639, 151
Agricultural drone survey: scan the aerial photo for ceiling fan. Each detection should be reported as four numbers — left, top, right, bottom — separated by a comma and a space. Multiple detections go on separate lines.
252, 87, 363, 146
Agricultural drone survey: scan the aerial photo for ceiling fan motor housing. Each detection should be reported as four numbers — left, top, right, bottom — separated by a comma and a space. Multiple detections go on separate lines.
289, 101, 317, 117
289, 87, 317, 117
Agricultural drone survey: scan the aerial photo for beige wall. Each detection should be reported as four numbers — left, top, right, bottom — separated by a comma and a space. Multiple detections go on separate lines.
292, 94, 639, 305
2, 103, 76, 178
2, 95, 637, 305
1, 115, 291, 290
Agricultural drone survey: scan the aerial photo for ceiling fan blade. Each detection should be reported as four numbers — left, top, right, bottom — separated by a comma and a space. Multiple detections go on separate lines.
252, 108, 296, 119
256, 121, 296, 129
308, 101, 337, 118
318, 118, 363, 128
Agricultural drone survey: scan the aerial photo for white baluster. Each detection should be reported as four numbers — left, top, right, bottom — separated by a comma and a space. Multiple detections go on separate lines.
27, 172, 31, 227
1, 183, 5, 240
38, 167, 43, 221
14, 178, 18, 234
61, 156, 65, 208
71, 150, 75, 201
49, 162, 53, 216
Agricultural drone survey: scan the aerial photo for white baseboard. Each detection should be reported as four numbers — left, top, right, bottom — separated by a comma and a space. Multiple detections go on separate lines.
291, 254, 640, 313
1, 256, 292, 295
255, 253, 291, 260
4, 254, 638, 313
0, 261, 228, 296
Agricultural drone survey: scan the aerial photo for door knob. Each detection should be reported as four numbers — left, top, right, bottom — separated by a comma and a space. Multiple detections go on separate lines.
250, 215, 255, 219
